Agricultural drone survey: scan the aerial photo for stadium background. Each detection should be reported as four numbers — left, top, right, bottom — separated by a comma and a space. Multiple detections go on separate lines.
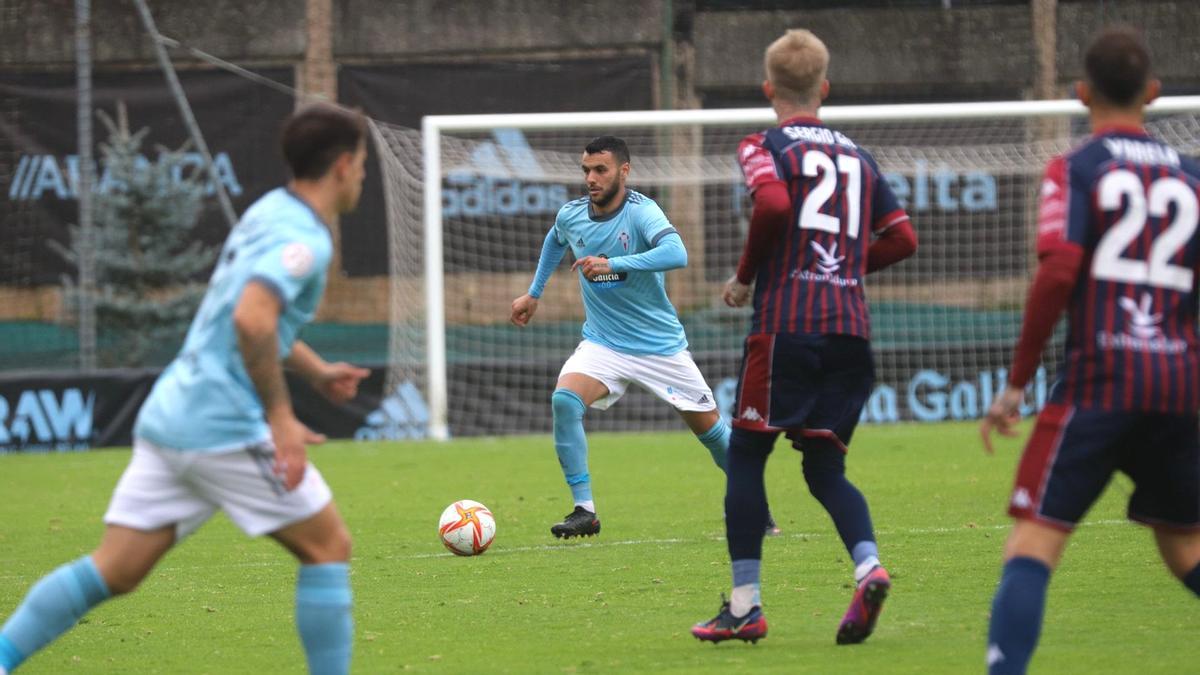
2, 0, 1199, 449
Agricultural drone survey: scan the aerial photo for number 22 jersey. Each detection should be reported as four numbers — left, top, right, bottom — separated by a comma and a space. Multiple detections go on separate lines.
1038, 127, 1200, 412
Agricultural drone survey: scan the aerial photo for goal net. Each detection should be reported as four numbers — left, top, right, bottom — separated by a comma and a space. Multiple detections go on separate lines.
371, 99, 1200, 439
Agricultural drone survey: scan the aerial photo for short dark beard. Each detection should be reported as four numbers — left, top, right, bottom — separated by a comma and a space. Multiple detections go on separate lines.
590, 181, 623, 209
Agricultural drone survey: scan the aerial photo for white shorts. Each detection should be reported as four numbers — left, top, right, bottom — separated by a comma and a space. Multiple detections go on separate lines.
104, 438, 333, 540
559, 340, 717, 412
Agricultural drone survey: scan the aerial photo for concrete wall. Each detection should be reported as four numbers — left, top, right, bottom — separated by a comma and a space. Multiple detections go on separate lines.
0, 0, 307, 66
4, 1, 1198, 101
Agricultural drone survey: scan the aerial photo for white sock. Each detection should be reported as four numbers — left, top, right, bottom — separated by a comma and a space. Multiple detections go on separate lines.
575, 500, 595, 513
854, 556, 881, 583
730, 583, 760, 617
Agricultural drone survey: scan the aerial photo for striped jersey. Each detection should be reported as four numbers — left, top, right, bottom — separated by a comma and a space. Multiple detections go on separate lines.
738, 116, 910, 338
1039, 127, 1200, 412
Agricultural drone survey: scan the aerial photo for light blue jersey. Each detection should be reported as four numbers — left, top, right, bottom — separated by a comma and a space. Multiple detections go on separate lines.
134, 188, 333, 452
553, 190, 688, 356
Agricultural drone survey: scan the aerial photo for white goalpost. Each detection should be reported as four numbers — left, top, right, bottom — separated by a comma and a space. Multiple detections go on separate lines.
371, 96, 1200, 440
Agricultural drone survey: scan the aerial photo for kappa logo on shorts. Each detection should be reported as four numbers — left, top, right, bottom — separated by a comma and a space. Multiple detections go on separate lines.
740, 406, 763, 422
1010, 487, 1032, 509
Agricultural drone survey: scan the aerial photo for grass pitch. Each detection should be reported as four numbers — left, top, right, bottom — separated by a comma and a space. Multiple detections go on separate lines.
0, 422, 1193, 673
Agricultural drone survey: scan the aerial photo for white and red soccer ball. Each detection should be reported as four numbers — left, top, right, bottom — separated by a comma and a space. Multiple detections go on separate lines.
438, 500, 496, 556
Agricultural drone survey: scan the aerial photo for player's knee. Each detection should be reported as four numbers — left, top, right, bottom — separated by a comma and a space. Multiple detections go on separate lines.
100, 565, 150, 596
551, 388, 586, 421
317, 525, 353, 563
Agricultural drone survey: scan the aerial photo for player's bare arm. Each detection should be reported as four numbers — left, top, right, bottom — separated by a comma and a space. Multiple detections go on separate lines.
510, 293, 539, 327
234, 280, 324, 489
979, 252, 1081, 454
285, 340, 370, 404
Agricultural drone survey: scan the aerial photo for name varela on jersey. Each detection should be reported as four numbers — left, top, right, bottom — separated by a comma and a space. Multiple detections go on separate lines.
1039, 129, 1200, 412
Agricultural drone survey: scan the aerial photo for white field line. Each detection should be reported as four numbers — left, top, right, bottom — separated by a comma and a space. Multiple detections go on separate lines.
0, 518, 1130, 579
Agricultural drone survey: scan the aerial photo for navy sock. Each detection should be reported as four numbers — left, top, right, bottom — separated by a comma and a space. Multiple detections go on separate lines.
725, 428, 776, 561
800, 442, 876, 561
987, 556, 1051, 675
1183, 563, 1200, 598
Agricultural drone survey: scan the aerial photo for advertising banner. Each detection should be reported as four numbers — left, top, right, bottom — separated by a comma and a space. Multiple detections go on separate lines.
0, 67, 295, 285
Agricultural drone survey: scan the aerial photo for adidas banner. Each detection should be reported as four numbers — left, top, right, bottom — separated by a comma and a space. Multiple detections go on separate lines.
338, 56, 654, 277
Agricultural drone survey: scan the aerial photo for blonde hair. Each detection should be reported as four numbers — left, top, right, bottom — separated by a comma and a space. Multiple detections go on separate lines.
764, 29, 829, 105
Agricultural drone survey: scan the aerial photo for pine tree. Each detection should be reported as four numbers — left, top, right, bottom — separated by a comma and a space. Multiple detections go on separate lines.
55, 104, 219, 367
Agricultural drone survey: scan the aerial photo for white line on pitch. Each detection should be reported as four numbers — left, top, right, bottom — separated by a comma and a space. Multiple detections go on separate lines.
0, 518, 1133, 578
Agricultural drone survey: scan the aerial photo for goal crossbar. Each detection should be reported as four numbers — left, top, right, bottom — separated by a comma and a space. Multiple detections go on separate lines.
416, 96, 1200, 440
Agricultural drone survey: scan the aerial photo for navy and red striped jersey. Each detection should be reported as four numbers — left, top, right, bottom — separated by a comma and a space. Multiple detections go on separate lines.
737, 116, 910, 338
1039, 127, 1200, 412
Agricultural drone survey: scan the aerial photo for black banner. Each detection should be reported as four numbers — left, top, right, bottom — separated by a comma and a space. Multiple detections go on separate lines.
0, 340, 1051, 452
0, 67, 295, 285
338, 56, 654, 277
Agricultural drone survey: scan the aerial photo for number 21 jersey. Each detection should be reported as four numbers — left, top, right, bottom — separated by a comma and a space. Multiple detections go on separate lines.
738, 116, 911, 339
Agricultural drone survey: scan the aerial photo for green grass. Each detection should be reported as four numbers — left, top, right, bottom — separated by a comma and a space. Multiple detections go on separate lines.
0, 422, 1192, 673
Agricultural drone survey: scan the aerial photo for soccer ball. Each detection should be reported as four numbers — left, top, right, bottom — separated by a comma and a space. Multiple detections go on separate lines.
438, 500, 496, 556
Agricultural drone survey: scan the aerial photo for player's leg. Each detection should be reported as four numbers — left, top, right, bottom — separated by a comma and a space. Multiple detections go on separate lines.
1123, 413, 1200, 598
987, 521, 1069, 675
271, 504, 354, 675
987, 405, 1122, 675
783, 335, 882, 644
0, 525, 174, 673
1154, 530, 1200, 596
679, 407, 730, 470
692, 334, 789, 643
691, 426, 776, 643
0, 439, 201, 672
551, 341, 625, 538
678, 405, 781, 536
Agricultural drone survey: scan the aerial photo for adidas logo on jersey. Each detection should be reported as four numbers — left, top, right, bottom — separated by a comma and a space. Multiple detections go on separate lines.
740, 407, 763, 422
698, 394, 709, 404
576, 237, 585, 247
1010, 487, 1033, 509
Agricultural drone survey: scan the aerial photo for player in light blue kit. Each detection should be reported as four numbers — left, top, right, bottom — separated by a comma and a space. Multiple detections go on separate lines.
0, 103, 370, 675
511, 136, 777, 539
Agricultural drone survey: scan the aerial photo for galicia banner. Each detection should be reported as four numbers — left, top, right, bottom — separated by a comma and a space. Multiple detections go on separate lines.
0, 67, 295, 285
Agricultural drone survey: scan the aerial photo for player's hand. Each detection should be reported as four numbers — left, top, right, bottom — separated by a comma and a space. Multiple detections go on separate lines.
313, 362, 370, 404
511, 294, 539, 327
270, 413, 325, 491
723, 274, 752, 307
571, 256, 613, 281
980, 384, 1024, 455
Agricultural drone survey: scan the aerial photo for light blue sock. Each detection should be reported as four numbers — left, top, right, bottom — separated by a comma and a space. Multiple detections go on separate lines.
0, 556, 111, 671
552, 388, 592, 505
730, 558, 762, 615
697, 418, 731, 471
851, 541, 880, 567
296, 563, 353, 675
